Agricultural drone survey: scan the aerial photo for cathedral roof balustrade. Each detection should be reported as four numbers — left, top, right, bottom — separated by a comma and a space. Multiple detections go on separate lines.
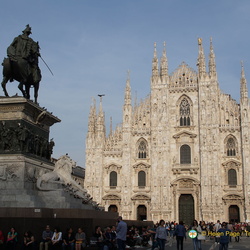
103, 150, 123, 157
219, 124, 241, 132
131, 128, 151, 136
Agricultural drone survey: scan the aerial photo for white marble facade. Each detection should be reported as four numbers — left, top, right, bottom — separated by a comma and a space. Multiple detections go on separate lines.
84, 39, 250, 224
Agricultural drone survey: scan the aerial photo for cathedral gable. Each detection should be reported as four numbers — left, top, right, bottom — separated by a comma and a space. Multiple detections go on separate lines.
132, 162, 151, 169
222, 159, 241, 169
131, 194, 151, 200
102, 194, 121, 200
173, 131, 197, 139
104, 163, 122, 173
169, 62, 198, 91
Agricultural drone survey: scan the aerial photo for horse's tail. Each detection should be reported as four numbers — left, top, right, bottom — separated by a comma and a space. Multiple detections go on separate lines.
2, 58, 11, 78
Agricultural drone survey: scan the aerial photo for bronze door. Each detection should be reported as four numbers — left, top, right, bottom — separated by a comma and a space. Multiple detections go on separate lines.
179, 194, 194, 226
229, 205, 240, 223
137, 205, 147, 221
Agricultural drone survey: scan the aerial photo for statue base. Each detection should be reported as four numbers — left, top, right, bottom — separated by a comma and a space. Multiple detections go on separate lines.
0, 97, 96, 210
0, 96, 60, 160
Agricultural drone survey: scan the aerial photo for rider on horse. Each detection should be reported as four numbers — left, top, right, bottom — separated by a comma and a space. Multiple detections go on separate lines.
7, 24, 41, 85
1, 25, 41, 103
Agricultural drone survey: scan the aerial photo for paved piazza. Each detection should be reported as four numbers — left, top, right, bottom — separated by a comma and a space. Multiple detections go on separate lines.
132, 236, 250, 249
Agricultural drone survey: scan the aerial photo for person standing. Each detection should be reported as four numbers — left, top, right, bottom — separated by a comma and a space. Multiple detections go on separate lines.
116, 216, 127, 250
155, 220, 167, 250
191, 220, 201, 250
218, 222, 231, 250
174, 221, 186, 250
214, 220, 221, 244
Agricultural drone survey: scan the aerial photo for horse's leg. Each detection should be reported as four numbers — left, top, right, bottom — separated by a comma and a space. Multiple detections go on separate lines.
34, 82, 39, 104
1, 77, 9, 97
18, 82, 26, 98
25, 84, 30, 100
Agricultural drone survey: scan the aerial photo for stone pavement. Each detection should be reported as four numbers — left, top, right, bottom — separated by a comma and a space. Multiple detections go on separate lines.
126, 236, 250, 249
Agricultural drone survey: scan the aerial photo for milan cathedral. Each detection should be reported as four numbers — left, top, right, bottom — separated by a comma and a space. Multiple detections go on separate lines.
84, 38, 250, 225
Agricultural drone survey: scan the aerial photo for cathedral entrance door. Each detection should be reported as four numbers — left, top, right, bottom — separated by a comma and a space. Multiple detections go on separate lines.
229, 205, 240, 223
108, 205, 118, 213
137, 205, 147, 221
179, 194, 194, 226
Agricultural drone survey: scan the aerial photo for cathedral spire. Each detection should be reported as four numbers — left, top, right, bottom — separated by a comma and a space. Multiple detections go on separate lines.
197, 38, 207, 78
160, 41, 168, 83
152, 42, 159, 78
124, 70, 131, 106
97, 94, 105, 135
240, 61, 249, 105
209, 37, 217, 78
109, 116, 112, 136
88, 98, 96, 130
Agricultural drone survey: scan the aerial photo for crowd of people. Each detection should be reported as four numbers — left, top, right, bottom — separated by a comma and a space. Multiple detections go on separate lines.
0, 219, 250, 250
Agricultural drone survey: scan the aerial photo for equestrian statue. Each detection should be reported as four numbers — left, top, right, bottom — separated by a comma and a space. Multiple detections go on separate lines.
1, 25, 42, 103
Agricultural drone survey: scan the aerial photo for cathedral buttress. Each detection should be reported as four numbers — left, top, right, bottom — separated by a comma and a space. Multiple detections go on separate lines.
239, 62, 250, 220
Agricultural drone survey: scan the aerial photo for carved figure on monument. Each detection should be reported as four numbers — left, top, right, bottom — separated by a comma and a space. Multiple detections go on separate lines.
1, 25, 42, 103
0, 165, 7, 180
17, 124, 29, 151
0, 122, 7, 150
36, 155, 100, 209
25, 166, 37, 183
48, 138, 55, 158
34, 135, 40, 155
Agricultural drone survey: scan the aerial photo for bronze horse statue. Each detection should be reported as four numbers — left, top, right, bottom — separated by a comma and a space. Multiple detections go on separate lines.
1, 25, 41, 104
1, 57, 41, 103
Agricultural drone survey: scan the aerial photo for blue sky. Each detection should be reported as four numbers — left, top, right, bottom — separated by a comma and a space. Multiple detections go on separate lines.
0, 0, 250, 166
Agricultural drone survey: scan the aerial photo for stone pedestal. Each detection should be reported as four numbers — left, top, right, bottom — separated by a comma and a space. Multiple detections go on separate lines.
0, 97, 60, 207
0, 97, 100, 210
0, 96, 60, 160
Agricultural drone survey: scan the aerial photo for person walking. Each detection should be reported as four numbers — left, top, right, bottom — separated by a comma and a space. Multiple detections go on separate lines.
174, 221, 186, 250
116, 216, 127, 250
218, 222, 231, 250
191, 220, 202, 250
155, 220, 167, 250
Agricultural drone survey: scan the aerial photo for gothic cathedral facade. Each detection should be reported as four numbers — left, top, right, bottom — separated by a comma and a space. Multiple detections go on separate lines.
84, 38, 250, 225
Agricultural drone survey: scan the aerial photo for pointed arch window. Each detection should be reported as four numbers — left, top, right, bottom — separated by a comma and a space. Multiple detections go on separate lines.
180, 144, 191, 164
138, 171, 146, 187
228, 169, 237, 186
180, 98, 191, 126
109, 171, 117, 187
138, 140, 147, 159
226, 138, 236, 156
